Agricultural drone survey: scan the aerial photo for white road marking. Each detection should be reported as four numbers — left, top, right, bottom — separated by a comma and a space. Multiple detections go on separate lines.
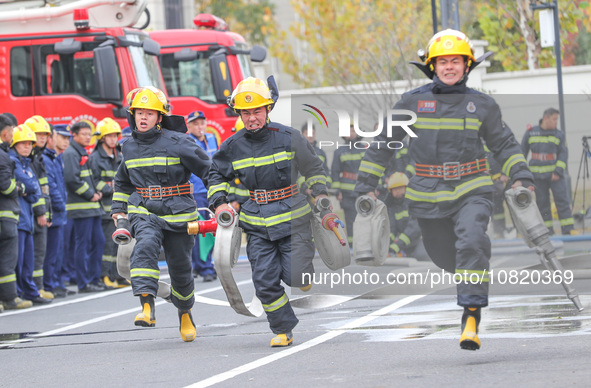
185, 294, 425, 388
3, 280, 251, 343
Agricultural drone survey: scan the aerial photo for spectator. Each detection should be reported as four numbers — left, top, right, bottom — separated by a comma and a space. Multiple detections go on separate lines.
24, 116, 54, 300
63, 121, 105, 293
89, 118, 128, 288
521, 108, 577, 235
9, 125, 51, 305
42, 124, 75, 297
186, 111, 218, 282
331, 124, 365, 244
0, 115, 33, 310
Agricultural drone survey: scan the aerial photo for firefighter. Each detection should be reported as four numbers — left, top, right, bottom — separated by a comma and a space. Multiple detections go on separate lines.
331, 124, 365, 244
9, 125, 52, 305
24, 115, 54, 300
385, 172, 428, 260
89, 118, 127, 288
0, 116, 33, 310
355, 29, 534, 350
63, 121, 106, 293
521, 108, 576, 235
111, 86, 210, 342
208, 76, 328, 347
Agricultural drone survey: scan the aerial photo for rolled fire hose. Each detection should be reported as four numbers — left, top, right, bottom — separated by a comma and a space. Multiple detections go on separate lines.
311, 197, 351, 270
352, 195, 390, 266
188, 208, 263, 317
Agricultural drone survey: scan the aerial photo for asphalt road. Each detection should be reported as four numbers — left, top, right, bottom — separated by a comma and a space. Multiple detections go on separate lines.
1, 240, 590, 388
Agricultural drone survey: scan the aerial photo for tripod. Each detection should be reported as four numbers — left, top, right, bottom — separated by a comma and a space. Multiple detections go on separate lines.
572, 136, 590, 232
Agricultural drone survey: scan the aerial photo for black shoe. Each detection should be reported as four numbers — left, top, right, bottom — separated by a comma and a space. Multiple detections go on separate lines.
31, 296, 52, 305
192, 270, 199, 279
79, 284, 104, 293
202, 273, 217, 282
93, 281, 108, 290
52, 287, 67, 298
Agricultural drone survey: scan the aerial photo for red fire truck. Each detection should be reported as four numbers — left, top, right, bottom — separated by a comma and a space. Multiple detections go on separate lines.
150, 14, 266, 144
0, 0, 165, 130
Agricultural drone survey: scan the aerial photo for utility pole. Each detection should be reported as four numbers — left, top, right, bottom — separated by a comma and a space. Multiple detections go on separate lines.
530, 0, 566, 134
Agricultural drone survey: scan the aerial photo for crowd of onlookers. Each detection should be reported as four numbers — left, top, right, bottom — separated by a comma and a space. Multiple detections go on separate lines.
0, 112, 134, 313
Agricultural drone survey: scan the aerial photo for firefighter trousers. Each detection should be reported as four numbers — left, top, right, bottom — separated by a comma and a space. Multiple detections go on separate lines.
0, 220, 19, 302
340, 194, 358, 244
17, 230, 39, 300
43, 225, 64, 292
534, 175, 574, 234
72, 216, 105, 290
246, 225, 315, 334
130, 215, 195, 311
417, 194, 493, 307
33, 221, 47, 290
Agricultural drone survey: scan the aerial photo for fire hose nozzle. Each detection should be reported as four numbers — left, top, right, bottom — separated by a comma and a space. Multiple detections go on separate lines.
112, 215, 132, 245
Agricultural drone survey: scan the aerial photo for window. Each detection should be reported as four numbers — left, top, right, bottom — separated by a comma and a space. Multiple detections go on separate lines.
10, 47, 32, 97
39, 42, 104, 100
160, 51, 216, 103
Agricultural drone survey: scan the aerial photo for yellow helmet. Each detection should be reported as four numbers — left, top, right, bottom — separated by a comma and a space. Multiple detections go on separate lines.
11, 124, 37, 147
387, 172, 409, 190
24, 115, 51, 134
425, 29, 475, 68
126, 86, 169, 115
228, 77, 273, 111
96, 117, 121, 141
234, 117, 244, 132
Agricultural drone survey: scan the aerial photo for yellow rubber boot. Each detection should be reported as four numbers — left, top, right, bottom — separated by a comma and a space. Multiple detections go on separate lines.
459, 307, 481, 350
299, 284, 312, 292
39, 289, 54, 300
270, 332, 293, 347
134, 294, 155, 327
179, 310, 196, 342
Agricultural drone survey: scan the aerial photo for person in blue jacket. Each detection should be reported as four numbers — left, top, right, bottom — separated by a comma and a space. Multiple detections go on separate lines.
186, 111, 218, 282
9, 125, 51, 305
42, 124, 75, 297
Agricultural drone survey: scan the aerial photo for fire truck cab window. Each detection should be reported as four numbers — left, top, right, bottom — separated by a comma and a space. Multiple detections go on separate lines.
10, 47, 32, 97
160, 51, 216, 104
39, 43, 101, 100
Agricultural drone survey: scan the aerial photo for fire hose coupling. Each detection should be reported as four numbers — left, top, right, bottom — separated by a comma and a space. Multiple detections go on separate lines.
187, 207, 237, 236
112, 215, 132, 245
316, 197, 347, 246
355, 195, 376, 217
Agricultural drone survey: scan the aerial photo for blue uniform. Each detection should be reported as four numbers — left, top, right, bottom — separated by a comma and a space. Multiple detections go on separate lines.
10, 149, 42, 301
188, 133, 218, 277
208, 122, 327, 334
42, 148, 68, 292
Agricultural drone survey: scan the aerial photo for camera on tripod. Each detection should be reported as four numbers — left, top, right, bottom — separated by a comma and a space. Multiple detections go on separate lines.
582, 136, 590, 153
